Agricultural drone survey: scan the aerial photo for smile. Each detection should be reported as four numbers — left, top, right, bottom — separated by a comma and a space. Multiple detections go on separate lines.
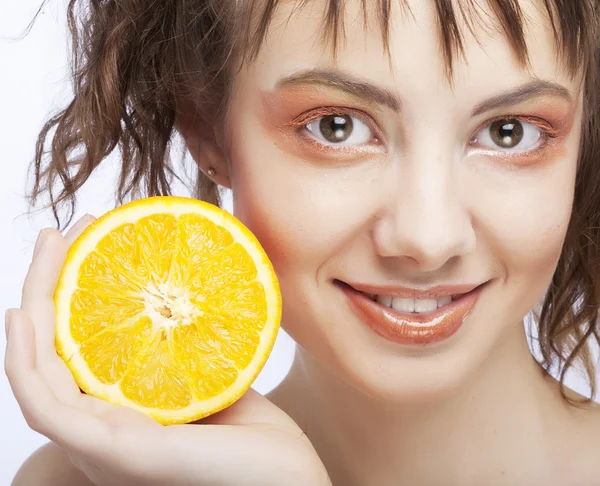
335, 280, 487, 346
361, 294, 457, 313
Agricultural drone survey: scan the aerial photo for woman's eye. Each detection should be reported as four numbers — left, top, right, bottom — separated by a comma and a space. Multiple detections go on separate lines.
474, 118, 542, 151
305, 114, 373, 146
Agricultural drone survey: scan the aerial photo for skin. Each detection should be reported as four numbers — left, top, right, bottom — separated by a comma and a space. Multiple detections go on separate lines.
6, 0, 600, 485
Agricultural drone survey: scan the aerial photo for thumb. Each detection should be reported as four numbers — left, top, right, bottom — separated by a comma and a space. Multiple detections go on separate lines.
100, 404, 163, 430
5, 309, 37, 374
199, 388, 294, 428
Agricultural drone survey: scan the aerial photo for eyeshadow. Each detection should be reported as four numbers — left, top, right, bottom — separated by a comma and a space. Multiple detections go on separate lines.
259, 84, 579, 168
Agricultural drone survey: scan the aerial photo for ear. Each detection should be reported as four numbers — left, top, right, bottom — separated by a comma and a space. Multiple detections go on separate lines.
177, 113, 231, 189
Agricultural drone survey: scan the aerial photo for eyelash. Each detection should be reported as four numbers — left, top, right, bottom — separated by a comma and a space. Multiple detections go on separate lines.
289, 107, 382, 149
289, 107, 559, 154
469, 114, 559, 150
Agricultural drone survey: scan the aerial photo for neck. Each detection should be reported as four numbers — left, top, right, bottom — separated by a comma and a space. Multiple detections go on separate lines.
269, 323, 566, 485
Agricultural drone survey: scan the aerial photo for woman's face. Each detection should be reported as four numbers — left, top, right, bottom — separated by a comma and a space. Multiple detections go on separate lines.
224, 0, 583, 399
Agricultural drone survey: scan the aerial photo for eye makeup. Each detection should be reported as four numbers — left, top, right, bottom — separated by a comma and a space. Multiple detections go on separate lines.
260, 84, 578, 167
467, 99, 577, 167
259, 87, 387, 162
467, 101, 575, 167
289, 107, 381, 150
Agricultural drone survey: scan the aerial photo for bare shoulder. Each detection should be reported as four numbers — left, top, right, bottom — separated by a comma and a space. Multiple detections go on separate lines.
12, 442, 94, 486
551, 394, 600, 486
570, 400, 600, 449
569, 406, 600, 486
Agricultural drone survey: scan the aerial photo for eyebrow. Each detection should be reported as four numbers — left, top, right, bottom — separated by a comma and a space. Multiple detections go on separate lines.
275, 69, 572, 115
275, 68, 402, 111
471, 80, 573, 116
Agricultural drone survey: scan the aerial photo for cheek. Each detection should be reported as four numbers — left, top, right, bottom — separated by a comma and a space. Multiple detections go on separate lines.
227, 115, 309, 271
469, 159, 576, 294
227, 112, 379, 280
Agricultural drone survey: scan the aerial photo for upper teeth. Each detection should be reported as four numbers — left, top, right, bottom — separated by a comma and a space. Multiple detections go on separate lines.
374, 295, 453, 313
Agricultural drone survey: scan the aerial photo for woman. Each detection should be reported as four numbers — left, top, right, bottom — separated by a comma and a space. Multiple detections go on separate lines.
6, 0, 600, 484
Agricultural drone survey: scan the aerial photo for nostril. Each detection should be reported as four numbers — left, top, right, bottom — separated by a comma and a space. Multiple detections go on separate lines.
371, 199, 475, 269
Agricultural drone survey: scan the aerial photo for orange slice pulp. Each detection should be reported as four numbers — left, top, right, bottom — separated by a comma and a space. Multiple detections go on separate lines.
54, 196, 281, 425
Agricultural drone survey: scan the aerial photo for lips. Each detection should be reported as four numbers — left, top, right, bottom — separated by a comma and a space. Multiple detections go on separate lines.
336, 280, 485, 346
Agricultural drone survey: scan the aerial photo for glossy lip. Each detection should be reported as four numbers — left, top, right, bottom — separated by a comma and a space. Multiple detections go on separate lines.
336, 280, 487, 346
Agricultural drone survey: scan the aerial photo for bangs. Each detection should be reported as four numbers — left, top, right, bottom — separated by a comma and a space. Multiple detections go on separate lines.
242, 0, 597, 80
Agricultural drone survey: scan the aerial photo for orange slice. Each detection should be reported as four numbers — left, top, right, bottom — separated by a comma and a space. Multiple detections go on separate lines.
54, 196, 281, 425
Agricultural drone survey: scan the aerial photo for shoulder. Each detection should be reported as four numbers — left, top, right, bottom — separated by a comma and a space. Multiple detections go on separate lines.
549, 397, 600, 486
12, 442, 94, 486
567, 412, 600, 486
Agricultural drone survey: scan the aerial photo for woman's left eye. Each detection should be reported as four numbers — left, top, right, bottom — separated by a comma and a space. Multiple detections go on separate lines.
473, 118, 543, 152
305, 114, 373, 146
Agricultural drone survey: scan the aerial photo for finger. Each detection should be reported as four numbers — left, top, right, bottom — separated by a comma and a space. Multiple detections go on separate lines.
21, 214, 96, 356
20, 229, 67, 358
199, 388, 294, 428
65, 214, 96, 246
22, 216, 101, 403
5, 310, 111, 456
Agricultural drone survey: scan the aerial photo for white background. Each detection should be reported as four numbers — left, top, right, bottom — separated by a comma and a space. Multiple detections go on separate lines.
0, 1, 597, 484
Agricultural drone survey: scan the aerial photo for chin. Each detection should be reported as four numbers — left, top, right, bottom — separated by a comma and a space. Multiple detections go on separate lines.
287, 283, 530, 405
288, 322, 491, 406
325, 340, 485, 405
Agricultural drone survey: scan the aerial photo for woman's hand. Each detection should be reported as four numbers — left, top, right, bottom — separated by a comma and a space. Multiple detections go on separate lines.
5, 216, 331, 486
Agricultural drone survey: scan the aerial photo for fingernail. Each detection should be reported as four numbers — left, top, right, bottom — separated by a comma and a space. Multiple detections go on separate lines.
82, 214, 95, 226
33, 229, 49, 258
5, 309, 13, 340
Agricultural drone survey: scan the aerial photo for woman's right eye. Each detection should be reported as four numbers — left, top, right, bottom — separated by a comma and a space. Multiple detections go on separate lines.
305, 114, 373, 146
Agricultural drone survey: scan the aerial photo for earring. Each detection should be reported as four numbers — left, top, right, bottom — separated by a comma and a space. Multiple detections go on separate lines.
207, 167, 216, 176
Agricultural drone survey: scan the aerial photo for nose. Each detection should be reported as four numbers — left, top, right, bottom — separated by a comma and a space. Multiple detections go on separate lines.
373, 155, 476, 272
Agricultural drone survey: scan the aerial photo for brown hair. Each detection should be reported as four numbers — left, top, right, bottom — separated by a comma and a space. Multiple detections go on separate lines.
30, 0, 600, 402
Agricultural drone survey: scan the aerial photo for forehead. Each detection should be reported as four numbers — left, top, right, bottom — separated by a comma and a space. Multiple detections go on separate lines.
243, 0, 582, 101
